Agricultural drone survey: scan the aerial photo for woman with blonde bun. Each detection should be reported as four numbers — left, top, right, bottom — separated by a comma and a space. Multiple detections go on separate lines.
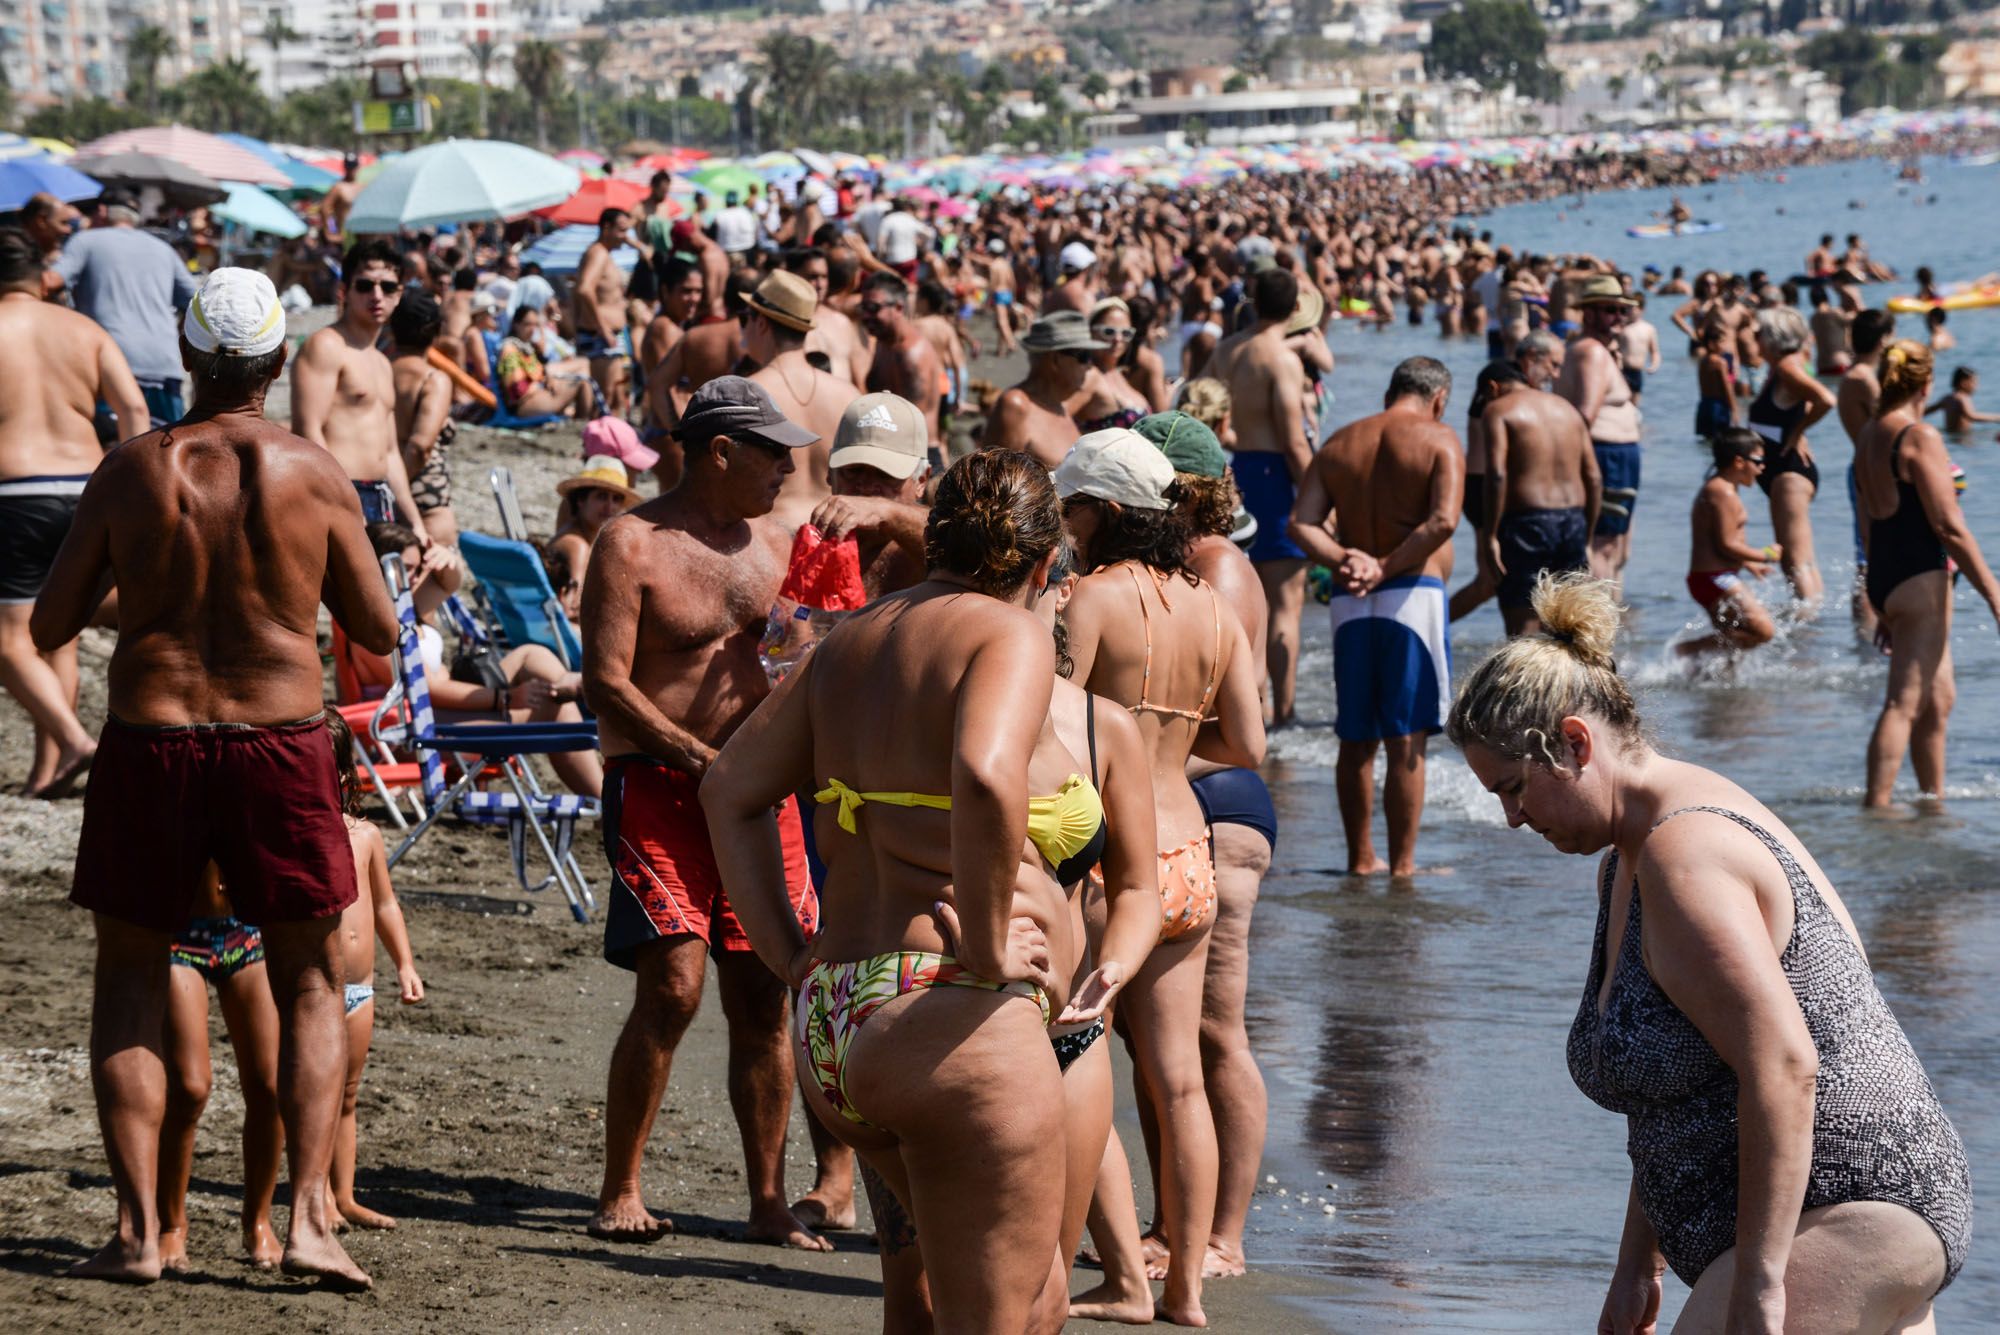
1450, 572, 1969, 1335
1853, 338, 2000, 807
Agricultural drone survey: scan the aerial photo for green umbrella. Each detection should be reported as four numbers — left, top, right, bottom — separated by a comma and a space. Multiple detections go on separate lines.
688, 162, 761, 199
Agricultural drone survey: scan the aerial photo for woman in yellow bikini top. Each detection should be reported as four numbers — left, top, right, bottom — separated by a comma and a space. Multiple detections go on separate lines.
701, 451, 1101, 1335
1049, 426, 1267, 1324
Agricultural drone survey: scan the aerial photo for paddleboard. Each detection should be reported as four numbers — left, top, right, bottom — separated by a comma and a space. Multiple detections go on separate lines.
1886, 282, 2000, 315
1626, 220, 1726, 239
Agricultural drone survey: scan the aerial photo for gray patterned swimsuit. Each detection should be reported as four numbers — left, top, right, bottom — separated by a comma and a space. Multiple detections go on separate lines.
1567, 806, 1971, 1290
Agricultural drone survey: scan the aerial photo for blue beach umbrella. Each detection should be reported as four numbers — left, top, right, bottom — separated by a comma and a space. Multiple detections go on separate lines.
0, 156, 103, 211
518, 224, 639, 276
346, 139, 579, 233
217, 132, 339, 195
213, 182, 307, 238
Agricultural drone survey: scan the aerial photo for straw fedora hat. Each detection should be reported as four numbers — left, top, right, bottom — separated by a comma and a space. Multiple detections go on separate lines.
743, 270, 817, 333
555, 455, 642, 507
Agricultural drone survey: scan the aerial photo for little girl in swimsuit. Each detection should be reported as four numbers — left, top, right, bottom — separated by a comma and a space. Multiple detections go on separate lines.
325, 712, 424, 1232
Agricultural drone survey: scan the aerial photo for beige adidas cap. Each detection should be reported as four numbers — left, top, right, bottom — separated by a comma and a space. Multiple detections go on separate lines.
828, 392, 929, 480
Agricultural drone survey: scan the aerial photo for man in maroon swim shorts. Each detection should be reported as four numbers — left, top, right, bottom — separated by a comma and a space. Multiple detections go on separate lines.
581, 376, 835, 1251
30, 268, 399, 1288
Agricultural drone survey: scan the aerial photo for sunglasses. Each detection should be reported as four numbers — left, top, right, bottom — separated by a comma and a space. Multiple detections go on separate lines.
1745, 454, 1766, 467
731, 434, 790, 461
350, 278, 398, 296
1090, 326, 1135, 342
1061, 349, 1094, 365
858, 299, 895, 316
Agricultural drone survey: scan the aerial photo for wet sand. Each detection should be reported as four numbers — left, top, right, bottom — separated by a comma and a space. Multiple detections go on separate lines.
0, 360, 1338, 1330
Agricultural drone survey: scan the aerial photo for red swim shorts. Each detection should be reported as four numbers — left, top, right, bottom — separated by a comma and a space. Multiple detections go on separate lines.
71, 714, 358, 932
602, 755, 817, 970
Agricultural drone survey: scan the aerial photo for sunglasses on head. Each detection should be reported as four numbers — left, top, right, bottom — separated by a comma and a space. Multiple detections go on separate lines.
1090, 325, 1134, 342
350, 278, 397, 296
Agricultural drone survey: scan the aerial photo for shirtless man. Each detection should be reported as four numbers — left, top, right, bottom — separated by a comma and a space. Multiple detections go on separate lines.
784, 247, 869, 389
0, 229, 146, 797
580, 376, 828, 1253
980, 311, 1099, 469
22, 192, 80, 301
742, 271, 860, 529
640, 253, 704, 392
1806, 234, 1839, 279
292, 240, 427, 539
33, 267, 397, 1288
984, 238, 1021, 355
674, 219, 732, 323
387, 288, 458, 547
858, 272, 942, 445
1839, 308, 1895, 640
575, 208, 635, 417
1810, 284, 1855, 376
1043, 241, 1099, 315
1554, 275, 1643, 585
1481, 360, 1602, 636
1287, 357, 1462, 877
1205, 268, 1312, 725
1616, 293, 1662, 405
321, 156, 360, 240
811, 392, 931, 599
649, 268, 758, 432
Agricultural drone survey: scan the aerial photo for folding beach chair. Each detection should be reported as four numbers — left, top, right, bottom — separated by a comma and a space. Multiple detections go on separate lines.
378, 556, 600, 922
328, 624, 424, 830
459, 529, 585, 670
489, 465, 532, 542
479, 330, 562, 431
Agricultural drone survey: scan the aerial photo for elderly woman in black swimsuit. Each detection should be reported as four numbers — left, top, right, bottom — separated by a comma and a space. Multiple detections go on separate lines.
1746, 307, 1836, 605
1854, 339, 2000, 808
1451, 572, 1970, 1335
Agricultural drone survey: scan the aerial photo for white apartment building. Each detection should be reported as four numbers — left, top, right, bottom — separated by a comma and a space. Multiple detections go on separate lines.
242, 0, 558, 96
0, 0, 120, 102
145, 0, 253, 79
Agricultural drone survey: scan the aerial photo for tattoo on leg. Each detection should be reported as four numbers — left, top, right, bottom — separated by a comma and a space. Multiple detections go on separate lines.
859, 1160, 917, 1256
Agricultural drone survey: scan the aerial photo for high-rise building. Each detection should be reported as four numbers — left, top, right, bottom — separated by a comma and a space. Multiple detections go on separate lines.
0, 0, 122, 103
245, 0, 529, 95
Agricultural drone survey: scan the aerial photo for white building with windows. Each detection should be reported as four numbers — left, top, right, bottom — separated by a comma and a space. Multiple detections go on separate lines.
0, 0, 121, 103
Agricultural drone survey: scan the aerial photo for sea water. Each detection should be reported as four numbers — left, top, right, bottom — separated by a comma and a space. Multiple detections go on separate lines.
1245, 158, 2000, 1328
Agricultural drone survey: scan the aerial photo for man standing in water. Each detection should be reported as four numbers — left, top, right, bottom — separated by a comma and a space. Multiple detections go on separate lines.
33, 268, 396, 1288
1482, 360, 1601, 637
0, 229, 147, 798
581, 376, 830, 1252
292, 239, 426, 535
1840, 308, 1895, 641
575, 208, 635, 418
1207, 267, 1312, 725
1554, 275, 1642, 585
1289, 357, 1462, 876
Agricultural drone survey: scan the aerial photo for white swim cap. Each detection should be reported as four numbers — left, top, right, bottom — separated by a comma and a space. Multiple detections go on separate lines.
184, 267, 287, 358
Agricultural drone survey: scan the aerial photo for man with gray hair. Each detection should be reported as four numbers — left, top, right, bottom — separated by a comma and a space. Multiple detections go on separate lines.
52, 189, 198, 428
1288, 356, 1463, 877
33, 267, 397, 1288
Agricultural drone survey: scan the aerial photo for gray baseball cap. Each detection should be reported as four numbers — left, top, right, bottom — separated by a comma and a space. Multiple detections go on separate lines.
674, 375, 820, 449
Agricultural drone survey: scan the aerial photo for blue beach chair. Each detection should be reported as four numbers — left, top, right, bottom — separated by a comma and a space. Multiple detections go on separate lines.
480, 329, 561, 431
459, 530, 584, 670
379, 556, 600, 922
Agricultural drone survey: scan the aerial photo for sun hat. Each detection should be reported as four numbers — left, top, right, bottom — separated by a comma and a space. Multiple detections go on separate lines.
583, 414, 660, 473
674, 375, 820, 449
828, 392, 929, 480
1283, 285, 1325, 337
184, 268, 286, 358
1021, 310, 1108, 355
555, 455, 642, 507
744, 270, 817, 333
1574, 273, 1638, 307
1059, 241, 1097, 273
1053, 427, 1176, 511
470, 290, 501, 316
1134, 411, 1227, 479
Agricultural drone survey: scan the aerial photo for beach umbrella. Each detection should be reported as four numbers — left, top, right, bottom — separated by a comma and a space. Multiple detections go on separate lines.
557, 148, 607, 168
518, 224, 640, 276
29, 137, 73, 158
535, 175, 648, 226
792, 147, 834, 175
75, 125, 289, 189
212, 182, 306, 238
0, 157, 102, 210
73, 151, 228, 206
0, 133, 46, 162
688, 162, 759, 198
346, 139, 579, 232
216, 132, 338, 195
753, 150, 804, 173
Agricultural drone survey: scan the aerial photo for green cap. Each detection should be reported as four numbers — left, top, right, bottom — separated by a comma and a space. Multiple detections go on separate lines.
1134, 411, 1227, 479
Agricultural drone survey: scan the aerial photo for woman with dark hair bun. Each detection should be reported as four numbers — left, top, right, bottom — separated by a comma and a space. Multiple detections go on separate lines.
703, 450, 1129, 1332
1056, 427, 1266, 1326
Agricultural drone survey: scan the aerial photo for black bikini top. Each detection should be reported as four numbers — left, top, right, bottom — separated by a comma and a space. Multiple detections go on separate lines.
1054, 694, 1110, 888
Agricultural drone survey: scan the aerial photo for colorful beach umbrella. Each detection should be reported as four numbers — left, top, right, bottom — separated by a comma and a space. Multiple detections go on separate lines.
75, 125, 289, 189
346, 139, 579, 232
535, 175, 649, 226
212, 182, 306, 238
216, 133, 338, 195
0, 156, 101, 211
687, 162, 760, 199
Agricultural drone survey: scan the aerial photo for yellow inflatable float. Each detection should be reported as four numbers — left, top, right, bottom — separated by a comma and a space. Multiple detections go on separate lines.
1887, 284, 2000, 315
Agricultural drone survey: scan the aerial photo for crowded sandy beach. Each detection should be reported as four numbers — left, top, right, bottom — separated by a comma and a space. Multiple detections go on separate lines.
2, 101, 1997, 1333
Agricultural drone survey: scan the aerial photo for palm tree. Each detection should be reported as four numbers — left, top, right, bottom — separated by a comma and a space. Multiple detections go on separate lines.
577, 34, 611, 145
261, 15, 301, 100
468, 38, 497, 136
513, 39, 567, 149
179, 57, 269, 135
125, 24, 175, 118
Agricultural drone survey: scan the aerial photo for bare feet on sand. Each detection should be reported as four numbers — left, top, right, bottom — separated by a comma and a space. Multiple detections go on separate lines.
790, 1188, 857, 1232
1345, 854, 1390, 875
336, 1199, 398, 1230
1202, 1241, 1247, 1278
1157, 1295, 1209, 1327
1069, 1278, 1155, 1324
27, 746, 95, 801
279, 1231, 372, 1291
746, 1201, 831, 1252
157, 1228, 189, 1275
586, 1194, 673, 1243
67, 1233, 161, 1284
243, 1220, 282, 1269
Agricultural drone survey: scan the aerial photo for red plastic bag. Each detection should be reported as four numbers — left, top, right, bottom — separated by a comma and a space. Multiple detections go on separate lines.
779, 524, 867, 612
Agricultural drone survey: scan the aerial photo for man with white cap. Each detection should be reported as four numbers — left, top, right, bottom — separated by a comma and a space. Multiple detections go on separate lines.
33, 266, 398, 1289
812, 391, 933, 599
581, 375, 832, 1254
1043, 240, 1101, 315
0, 228, 146, 799
292, 238, 427, 542
983, 310, 1103, 469
743, 270, 860, 530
